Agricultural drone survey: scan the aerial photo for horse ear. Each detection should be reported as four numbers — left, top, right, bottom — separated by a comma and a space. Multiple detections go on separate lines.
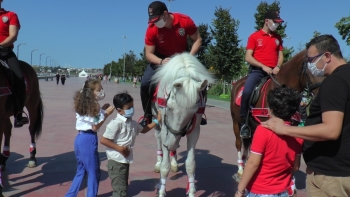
197, 79, 208, 91
172, 78, 186, 89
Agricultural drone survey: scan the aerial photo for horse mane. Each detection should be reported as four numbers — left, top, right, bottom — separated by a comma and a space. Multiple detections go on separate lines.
151, 53, 214, 108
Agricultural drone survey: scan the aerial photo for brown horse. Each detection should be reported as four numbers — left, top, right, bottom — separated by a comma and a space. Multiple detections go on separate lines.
230, 50, 323, 178
0, 60, 43, 195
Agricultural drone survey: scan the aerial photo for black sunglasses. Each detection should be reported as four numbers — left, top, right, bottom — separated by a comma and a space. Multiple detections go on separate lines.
307, 52, 325, 63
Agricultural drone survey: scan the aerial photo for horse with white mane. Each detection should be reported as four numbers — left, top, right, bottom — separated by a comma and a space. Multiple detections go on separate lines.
150, 53, 214, 197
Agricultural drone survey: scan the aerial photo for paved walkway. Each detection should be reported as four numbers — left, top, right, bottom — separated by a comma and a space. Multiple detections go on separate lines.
2, 77, 307, 197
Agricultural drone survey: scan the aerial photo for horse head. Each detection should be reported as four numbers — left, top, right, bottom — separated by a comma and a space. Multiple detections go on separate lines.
152, 53, 214, 150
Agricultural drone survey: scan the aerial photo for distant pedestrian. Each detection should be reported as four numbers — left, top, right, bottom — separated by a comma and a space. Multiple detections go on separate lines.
65, 79, 115, 197
56, 73, 60, 85
61, 75, 66, 85
133, 76, 137, 88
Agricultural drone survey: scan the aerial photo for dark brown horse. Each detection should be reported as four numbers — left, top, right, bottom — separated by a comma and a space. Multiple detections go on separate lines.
0, 60, 43, 195
230, 50, 323, 178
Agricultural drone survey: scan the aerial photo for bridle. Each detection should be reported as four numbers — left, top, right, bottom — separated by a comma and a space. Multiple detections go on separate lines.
161, 89, 204, 137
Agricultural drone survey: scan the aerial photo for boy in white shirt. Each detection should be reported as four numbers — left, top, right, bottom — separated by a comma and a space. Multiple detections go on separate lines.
100, 91, 161, 197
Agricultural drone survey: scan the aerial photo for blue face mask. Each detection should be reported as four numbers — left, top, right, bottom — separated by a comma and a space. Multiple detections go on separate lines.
123, 107, 134, 118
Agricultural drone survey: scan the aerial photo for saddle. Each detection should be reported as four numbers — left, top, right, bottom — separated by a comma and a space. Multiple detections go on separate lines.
235, 76, 301, 124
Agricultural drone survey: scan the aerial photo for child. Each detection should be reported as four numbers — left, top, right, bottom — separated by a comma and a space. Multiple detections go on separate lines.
100, 91, 161, 197
65, 79, 115, 197
235, 85, 303, 197
133, 76, 137, 88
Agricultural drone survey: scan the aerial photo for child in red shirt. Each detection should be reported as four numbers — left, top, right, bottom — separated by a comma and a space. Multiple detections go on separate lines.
235, 85, 303, 197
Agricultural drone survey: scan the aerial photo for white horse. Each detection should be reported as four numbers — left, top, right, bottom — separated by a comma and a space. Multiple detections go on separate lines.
151, 53, 214, 197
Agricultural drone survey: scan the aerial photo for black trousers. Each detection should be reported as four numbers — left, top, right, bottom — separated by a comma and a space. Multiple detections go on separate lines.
1, 49, 25, 116
140, 63, 158, 117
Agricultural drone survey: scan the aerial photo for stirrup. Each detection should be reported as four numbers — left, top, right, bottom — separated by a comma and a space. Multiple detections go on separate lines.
14, 111, 29, 128
240, 124, 251, 138
200, 114, 207, 125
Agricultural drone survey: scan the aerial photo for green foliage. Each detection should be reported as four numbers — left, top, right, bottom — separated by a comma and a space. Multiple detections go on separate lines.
335, 13, 350, 45
254, 1, 293, 63
312, 31, 321, 38
208, 7, 244, 81
187, 23, 213, 68
207, 83, 231, 96
219, 94, 230, 99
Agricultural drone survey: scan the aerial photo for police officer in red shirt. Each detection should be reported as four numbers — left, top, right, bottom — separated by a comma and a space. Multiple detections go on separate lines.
140, 1, 202, 126
240, 10, 284, 138
0, 0, 28, 127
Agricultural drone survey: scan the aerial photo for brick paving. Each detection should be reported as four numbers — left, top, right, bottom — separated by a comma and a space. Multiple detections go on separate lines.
2, 77, 307, 197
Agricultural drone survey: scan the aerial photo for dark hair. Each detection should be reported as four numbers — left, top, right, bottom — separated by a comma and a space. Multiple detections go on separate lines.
73, 78, 101, 116
267, 85, 301, 121
306, 34, 343, 58
113, 91, 133, 109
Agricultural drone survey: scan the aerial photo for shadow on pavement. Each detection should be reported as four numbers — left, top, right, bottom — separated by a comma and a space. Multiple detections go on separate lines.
2, 151, 109, 197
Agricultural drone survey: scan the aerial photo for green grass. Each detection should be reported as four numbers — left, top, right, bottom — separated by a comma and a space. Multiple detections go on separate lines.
207, 94, 231, 102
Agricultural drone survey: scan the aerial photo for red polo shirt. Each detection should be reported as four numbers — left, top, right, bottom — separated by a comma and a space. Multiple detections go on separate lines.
0, 9, 20, 48
246, 29, 283, 68
246, 124, 303, 194
145, 13, 197, 57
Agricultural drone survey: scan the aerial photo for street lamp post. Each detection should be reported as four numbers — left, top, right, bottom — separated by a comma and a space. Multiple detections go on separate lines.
110, 49, 112, 78
46, 56, 51, 67
30, 49, 38, 66
39, 53, 45, 67
17, 43, 26, 59
167, 0, 175, 10
122, 36, 128, 81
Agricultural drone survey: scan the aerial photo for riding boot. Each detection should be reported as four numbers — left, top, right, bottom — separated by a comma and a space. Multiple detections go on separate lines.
240, 116, 251, 138
13, 79, 29, 128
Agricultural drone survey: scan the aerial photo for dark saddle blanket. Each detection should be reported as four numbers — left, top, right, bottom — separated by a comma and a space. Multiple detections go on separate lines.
0, 59, 27, 97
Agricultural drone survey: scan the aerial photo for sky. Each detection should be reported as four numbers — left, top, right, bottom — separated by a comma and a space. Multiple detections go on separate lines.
5, 0, 350, 69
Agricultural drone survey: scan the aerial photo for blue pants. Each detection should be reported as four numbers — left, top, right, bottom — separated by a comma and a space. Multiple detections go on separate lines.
246, 191, 289, 197
65, 131, 101, 197
240, 67, 267, 118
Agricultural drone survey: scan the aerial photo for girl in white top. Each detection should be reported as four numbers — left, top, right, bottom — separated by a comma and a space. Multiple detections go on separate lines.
100, 91, 161, 197
65, 79, 114, 197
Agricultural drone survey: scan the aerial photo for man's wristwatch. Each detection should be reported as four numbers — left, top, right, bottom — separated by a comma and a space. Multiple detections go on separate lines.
277, 65, 281, 69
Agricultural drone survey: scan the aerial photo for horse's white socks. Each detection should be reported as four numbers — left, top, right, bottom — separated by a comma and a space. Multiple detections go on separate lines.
157, 150, 163, 157
160, 178, 166, 191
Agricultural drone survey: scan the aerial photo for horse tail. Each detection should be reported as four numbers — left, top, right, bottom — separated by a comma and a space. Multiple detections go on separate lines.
33, 92, 44, 139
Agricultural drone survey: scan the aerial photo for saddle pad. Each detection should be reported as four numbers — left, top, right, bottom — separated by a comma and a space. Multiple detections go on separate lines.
0, 87, 12, 97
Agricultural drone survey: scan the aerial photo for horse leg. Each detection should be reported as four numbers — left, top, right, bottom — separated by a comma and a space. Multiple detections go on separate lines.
233, 119, 245, 178
185, 126, 200, 197
169, 150, 178, 172
0, 119, 5, 196
0, 118, 12, 171
154, 129, 163, 173
27, 104, 39, 168
157, 147, 170, 197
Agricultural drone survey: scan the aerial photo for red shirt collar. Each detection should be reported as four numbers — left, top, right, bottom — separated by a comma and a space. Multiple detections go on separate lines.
259, 29, 276, 36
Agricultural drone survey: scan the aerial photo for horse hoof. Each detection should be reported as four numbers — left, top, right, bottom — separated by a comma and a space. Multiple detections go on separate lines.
157, 190, 166, 197
170, 165, 178, 173
154, 167, 160, 173
28, 160, 37, 168
187, 188, 196, 197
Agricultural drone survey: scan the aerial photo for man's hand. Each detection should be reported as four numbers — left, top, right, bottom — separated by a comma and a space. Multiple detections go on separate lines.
261, 117, 288, 135
262, 66, 273, 75
272, 67, 280, 75
161, 57, 171, 65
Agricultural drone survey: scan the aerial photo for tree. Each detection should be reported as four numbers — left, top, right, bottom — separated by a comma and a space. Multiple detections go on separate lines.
187, 23, 213, 68
207, 7, 243, 81
254, 1, 294, 63
335, 13, 350, 45
312, 31, 321, 38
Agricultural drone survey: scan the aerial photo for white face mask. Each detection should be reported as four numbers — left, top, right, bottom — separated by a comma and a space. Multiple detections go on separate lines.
96, 89, 105, 101
307, 54, 327, 77
268, 20, 280, 31
155, 16, 166, 28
